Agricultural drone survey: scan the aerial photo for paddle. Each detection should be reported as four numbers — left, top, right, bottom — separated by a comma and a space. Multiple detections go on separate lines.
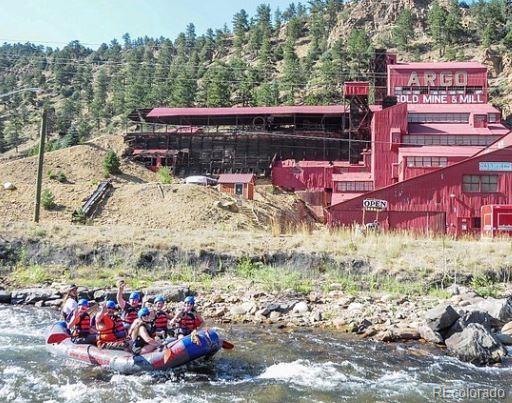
222, 340, 235, 350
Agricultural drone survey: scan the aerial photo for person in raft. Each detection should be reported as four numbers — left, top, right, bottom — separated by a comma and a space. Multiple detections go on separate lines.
151, 295, 172, 339
67, 299, 97, 345
61, 284, 78, 321
95, 300, 128, 350
129, 307, 162, 355
117, 280, 142, 330
170, 296, 204, 339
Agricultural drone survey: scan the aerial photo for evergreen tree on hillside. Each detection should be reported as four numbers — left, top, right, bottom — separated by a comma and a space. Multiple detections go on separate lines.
274, 7, 283, 31
427, 1, 448, 56
199, 29, 216, 63
92, 67, 109, 127
203, 62, 232, 107
5, 115, 22, 152
56, 98, 77, 133
347, 29, 372, 79
233, 9, 250, 49
392, 9, 415, 50
185, 23, 197, 54
170, 64, 197, 107
62, 124, 80, 148
445, 0, 464, 45
255, 81, 279, 106
282, 40, 303, 105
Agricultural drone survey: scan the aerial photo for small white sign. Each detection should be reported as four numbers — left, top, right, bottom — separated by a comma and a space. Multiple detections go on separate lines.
479, 162, 512, 172
363, 199, 388, 211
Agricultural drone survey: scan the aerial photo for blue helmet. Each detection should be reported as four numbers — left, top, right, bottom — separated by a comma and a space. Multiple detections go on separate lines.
154, 295, 165, 303
184, 296, 195, 305
138, 307, 150, 318
106, 300, 116, 309
129, 291, 141, 301
78, 299, 89, 307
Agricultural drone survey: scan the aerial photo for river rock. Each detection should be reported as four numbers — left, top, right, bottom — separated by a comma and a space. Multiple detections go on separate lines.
466, 298, 512, 323
446, 310, 495, 339
356, 319, 372, 334
230, 305, 248, 316
44, 299, 63, 307
347, 302, 365, 314
445, 323, 507, 365
425, 304, 460, 332
0, 290, 11, 304
418, 324, 444, 344
292, 301, 309, 314
495, 333, 512, 345
269, 311, 281, 322
501, 321, 512, 335
310, 311, 322, 322
93, 290, 119, 302
259, 303, 281, 316
12, 288, 60, 305
143, 285, 189, 302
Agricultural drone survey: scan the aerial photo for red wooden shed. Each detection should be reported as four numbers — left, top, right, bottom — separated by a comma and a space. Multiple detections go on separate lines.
218, 173, 255, 200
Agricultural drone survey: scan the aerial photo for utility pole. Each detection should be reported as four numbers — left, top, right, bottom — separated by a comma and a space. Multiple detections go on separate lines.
34, 108, 47, 223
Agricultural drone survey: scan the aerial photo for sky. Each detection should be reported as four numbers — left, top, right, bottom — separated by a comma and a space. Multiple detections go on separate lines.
0, 0, 294, 48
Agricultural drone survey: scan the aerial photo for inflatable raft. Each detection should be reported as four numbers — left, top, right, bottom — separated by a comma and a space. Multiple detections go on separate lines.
46, 322, 223, 374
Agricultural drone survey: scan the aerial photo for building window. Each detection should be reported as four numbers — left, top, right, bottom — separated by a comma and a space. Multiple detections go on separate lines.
408, 113, 469, 123
406, 156, 448, 168
472, 217, 481, 229
463, 175, 498, 193
336, 181, 374, 192
403, 135, 499, 146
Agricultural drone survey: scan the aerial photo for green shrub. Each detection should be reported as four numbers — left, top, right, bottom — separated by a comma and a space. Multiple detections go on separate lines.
48, 170, 67, 183
42, 189, 56, 210
157, 166, 173, 184
103, 150, 120, 176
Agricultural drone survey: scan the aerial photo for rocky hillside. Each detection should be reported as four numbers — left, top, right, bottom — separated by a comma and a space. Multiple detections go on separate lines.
0, 0, 510, 157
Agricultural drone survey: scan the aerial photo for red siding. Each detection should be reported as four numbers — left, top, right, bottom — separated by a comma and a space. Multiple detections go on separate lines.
371, 103, 408, 189
329, 146, 512, 236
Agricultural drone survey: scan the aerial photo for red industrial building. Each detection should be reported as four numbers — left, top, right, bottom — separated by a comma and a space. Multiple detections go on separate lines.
127, 55, 511, 236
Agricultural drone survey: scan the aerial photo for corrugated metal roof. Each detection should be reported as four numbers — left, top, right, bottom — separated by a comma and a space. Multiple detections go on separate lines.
389, 61, 486, 70
408, 123, 509, 136
332, 172, 373, 181
398, 146, 483, 158
217, 173, 255, 184
407, 104, 500, 114
147, 105, 348, 118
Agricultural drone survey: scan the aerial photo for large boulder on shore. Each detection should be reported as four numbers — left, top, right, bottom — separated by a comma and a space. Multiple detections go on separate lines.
445, 323, 507, 365
11, 288, 60, 305
425, 304, 460, 333
0, 290, 12, 304
143, 285, 190, 302
466, 298, 512, 323
444, 310, 495, 340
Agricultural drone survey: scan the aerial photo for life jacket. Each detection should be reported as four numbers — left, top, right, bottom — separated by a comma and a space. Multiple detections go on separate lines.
98, 313, 125, 342
71, 312, 90, 337
178, 310, 201, 331
122, 303, 140, 325
153, 311, 169, 332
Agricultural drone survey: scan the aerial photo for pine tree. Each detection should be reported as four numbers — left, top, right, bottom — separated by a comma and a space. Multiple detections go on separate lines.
92, 67, 109, 127
281, 40, 303, 105
427, 1, 448, 56
185, 23, 196, 54
255, 81, 279, 106
170, 64, 197, 107
62, 124, 80, 148
203, 62, 231, 107
347, 29, 373, 80
233, 9, 249, 50
274, 7, 283, 31
445, 0, 464, 45
392, 9, 415, 50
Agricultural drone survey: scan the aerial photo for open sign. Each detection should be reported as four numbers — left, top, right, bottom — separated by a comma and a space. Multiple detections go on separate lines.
363, 199, 388, 211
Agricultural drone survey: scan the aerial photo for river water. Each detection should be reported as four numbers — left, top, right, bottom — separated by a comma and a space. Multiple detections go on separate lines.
0, 305, 511, 402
